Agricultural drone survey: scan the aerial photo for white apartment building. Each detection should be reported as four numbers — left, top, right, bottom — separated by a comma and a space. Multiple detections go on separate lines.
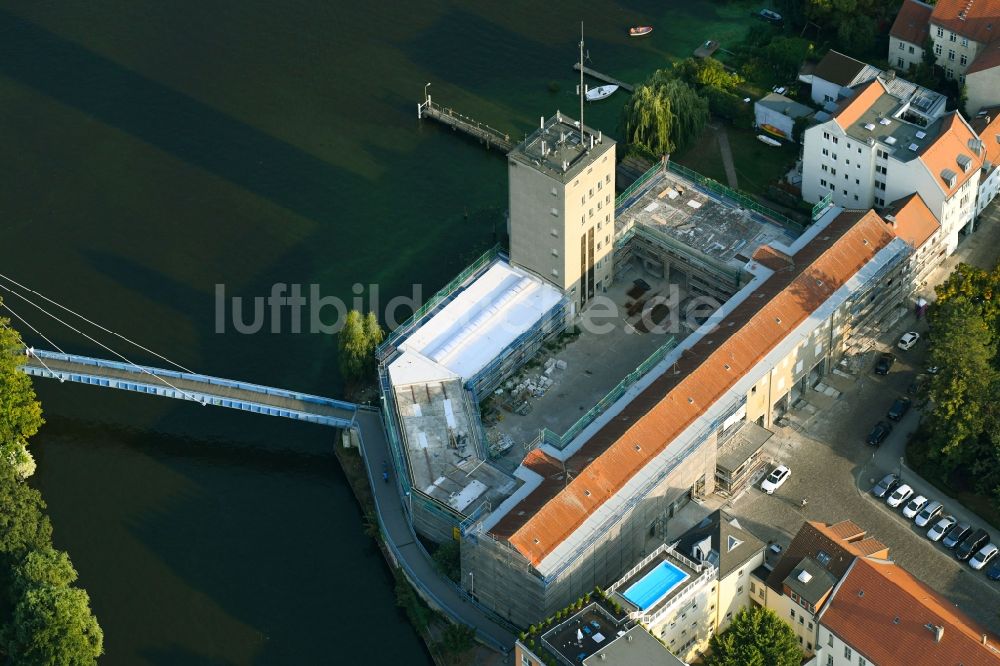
802, 75, 984, 255
889, 0, 933, 73
973, 106, 1000, 216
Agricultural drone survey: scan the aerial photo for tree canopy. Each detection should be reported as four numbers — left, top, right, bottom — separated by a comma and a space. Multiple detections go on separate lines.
623, 71, 709, 156
7, 585, 103, 665
0, 309, 44, 469
705, 607, 801, 666
337, 310, 385, 383
921, 263, 1000, 503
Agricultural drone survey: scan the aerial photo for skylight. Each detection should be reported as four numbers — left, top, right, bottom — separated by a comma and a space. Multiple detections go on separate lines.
879, 118, 891, 126
915, 130, 927, 139
864, 123, 876, 131
908, 143, 919, 152
884, 136, 897, 145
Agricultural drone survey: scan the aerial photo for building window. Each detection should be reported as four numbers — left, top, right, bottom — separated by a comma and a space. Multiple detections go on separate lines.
550, 228, 559, 237
949, 32, 956, 42
959, 74, 965, 84
831, 168, 837, 176
962, 37, 969, 47
521, 654, 530, 666
946, 67, 954, 78
854, 195, 859, 201
550, 187, 558, 196
799, 616, 804, 625
960, 54, 968, 65
833, 137, 839, 145
798, 636, 803, 644
846, 158, 850, 165
897, 57, 904, 68
790, 609, 796, 619
935, 43, 943, 56
936, 27, 943, 37
828, 634, 834, 648
597, 180, 602, 190
823, 131, 830, 140
845, 646, 853, 659
859, 658, 867, 666
808, 621, 813, 630
897, 41, 904, 50
551, 208, 559, 217
822, 164, 828, 172
820, 179, 827, 187
551, 248, 559, 257
909, 45, 915, 54
807, 642, 812, 651
832, 153, 838, 161
855, 178, 860, 184
948, 49, 955, 61
605, 174, 610, 184
738, 586, 744, 594
827, 657, 834, 666
589, 188, 593, 198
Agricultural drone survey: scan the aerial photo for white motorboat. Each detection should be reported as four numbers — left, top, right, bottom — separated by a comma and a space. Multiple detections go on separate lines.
586, 84, 619, 102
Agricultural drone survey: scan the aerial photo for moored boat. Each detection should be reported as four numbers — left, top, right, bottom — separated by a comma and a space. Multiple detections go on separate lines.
629, 26, 653, 37
585, 84, 619, 101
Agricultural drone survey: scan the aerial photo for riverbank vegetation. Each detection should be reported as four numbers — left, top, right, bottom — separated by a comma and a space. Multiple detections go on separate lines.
0, 303, 104, 664
908, 264, 1000, 529
337, 310, 384, 386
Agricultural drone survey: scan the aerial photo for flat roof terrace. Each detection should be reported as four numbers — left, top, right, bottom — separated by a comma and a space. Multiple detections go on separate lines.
540, 602, 632, 666
616, 171, 797, 272
394, 377, 517, 512
609, 545, 706, 620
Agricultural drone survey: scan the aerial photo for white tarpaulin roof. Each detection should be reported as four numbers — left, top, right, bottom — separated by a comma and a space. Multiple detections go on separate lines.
393, 262, 563, 382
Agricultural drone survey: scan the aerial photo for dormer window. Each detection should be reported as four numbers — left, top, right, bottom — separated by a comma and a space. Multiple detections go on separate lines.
941, 168, 957, 188
957, 154, 972, 173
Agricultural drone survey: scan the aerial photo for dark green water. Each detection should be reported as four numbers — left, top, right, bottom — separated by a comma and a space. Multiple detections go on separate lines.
0, 1, 750, 663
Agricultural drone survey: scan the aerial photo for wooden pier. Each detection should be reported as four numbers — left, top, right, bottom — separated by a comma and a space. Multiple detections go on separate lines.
417, 96, 514, 153
573, 63, 635, 93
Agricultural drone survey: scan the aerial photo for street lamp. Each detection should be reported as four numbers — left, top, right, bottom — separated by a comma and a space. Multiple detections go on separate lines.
469, 571, 474, 596
424, 82, 432, 102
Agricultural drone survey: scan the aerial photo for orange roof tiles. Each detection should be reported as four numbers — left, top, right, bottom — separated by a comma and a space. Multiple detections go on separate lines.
979, 109, 1000, 167
885, 193, 940, 249
493, 213, 899, 566
930, 0, 1000, 44
767, 520, 888, 591
833, 79, 887, 130
891, 0, 933, 45
919, 113, 985, 196
821, 558, 1000, 665
751, 245, 794, 272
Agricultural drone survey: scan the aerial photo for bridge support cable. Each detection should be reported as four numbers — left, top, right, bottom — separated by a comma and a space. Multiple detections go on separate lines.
0, 272, 196, 374
0, 281, 200, 402
0, 301, 66, 379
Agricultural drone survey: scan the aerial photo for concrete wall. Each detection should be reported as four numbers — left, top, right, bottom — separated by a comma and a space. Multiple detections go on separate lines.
508, 144, 616, 310
767, 589, 820, 654
967, 67, 1000, 116
889, 36, 924, 73
801, 121, 877, 208
810, 77, 843, 106
716, 551, 765, 634
647, 579, 717, 661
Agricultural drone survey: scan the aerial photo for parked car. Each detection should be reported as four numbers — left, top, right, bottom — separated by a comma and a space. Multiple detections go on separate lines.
927, 515, 957, 541
942, 522, 972, 549
761, 465, 790, 495
886, 483, 914, 508
926, 365, 940, 375
955, 528, 990, 561
898, 331, 920, 350
914, 500, 944, 527
902, 495, 928, 519
872, 473, 900, 499
970, 543, 998, 571
887, 397, 912, 421
867, 421, 893, 447
987, 559, 1000, 581
874, 353, 896, 375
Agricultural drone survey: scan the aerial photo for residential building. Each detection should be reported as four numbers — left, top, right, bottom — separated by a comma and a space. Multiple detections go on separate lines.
752, 520, 890, 656
508, 112, 616, 311
972, 106, 1000, 215
882, 192, 943, 288
513, 600, 686, 666
815, 557, 1000, 665
888, 0, 1000, 112
808, 51, 883, 107
889, 0, 934, 73
802, 76, 983, 255
462, 208, 914, 627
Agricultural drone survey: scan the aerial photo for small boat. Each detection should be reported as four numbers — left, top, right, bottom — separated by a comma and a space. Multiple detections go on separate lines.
760, 123, 786, 139
755, 9, 783, 24
629, 26, 653, 37
757, 134, 782, 147
586, 84, 619, 102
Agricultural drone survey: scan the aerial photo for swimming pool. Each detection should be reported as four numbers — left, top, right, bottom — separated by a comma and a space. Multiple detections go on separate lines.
622, 561, 690, 610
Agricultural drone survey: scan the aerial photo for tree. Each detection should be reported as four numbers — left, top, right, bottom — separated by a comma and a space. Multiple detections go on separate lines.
0, 307, 44, 468
623, 72, 709, 156
674, 58, 744, 92
11, 547, 78, 598
0, 464, 52, 565
705, 607, 800, 666
765, 37, 814, 80
431, 539, 461, 582
7, 585, 103, 665
433, 622, 475, 666
337, 310, 383, 383
837, 14, 877, 58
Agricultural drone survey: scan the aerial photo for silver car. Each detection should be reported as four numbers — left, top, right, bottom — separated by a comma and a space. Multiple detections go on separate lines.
886, 484, 914, 508
914, 500, 944, 527
927, 515, 957, 542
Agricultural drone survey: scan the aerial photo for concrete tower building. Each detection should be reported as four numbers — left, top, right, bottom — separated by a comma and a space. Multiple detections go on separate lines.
508, 112, 616, 311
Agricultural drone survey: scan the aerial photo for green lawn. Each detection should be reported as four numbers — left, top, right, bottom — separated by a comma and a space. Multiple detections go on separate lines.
673, 123, 799, 198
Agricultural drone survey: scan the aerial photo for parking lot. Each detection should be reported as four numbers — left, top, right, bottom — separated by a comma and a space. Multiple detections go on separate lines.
723, 212, 1000, 634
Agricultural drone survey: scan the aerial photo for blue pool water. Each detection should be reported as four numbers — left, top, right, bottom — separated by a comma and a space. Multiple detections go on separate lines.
622, 561, 690, 610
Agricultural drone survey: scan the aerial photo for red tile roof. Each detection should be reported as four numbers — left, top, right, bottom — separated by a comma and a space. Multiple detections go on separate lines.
767, 520, 887, 591
968, 39, 1000, 74
977, 109, 1000, 167
891, 0, 934, 45
930, 0, 1000, 44
884, 193, 940, 249
918, 113, 985, 197
821, 558, 1000, 666
493, 213, 899, 566
833, 79, 887, 130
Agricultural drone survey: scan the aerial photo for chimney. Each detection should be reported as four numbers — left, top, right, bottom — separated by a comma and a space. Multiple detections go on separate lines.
934, 625, 945, 643
598, 130, 602, 143
983, 634, 989, 646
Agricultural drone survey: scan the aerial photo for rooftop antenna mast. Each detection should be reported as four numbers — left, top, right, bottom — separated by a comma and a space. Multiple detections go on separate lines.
579, 21, 585, 147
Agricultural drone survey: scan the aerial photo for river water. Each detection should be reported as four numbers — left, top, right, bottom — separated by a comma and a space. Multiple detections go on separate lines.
0, 1, 743, 662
